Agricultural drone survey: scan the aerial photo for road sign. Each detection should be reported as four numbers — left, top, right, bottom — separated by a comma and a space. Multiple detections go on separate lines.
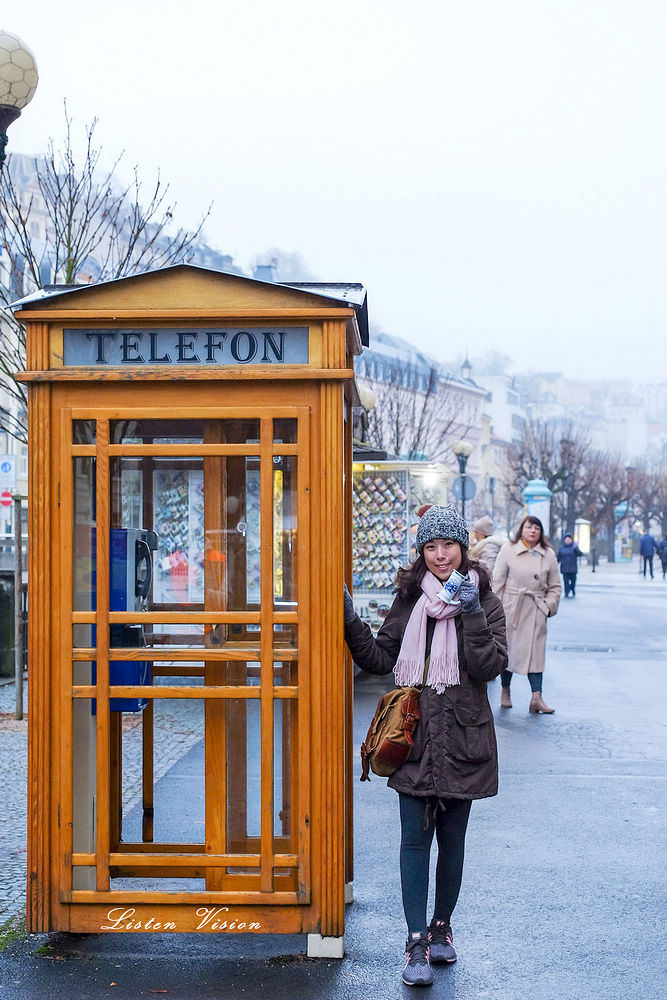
0, 490, 13, 507
452, 475, 476, 501
0, 454, 17, 490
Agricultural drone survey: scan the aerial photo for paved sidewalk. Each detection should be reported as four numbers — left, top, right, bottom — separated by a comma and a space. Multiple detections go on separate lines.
1, 558, 665, 999
576, 554, 665, 588
0, 677, 28, 927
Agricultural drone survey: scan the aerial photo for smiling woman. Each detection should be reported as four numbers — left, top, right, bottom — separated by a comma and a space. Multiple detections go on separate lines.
492, 515, 561, 714
344, 503, 507, 986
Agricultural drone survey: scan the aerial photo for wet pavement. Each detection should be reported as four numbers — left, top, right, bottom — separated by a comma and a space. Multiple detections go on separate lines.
1, 558, 665, 999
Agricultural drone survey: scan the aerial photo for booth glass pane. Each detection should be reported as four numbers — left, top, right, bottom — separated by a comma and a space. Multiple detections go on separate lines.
151, 661, 207, 682
73, 659, 93, 684
274, 700, 297, 839
120, 693, 205, 846
72, 419, 96, 443
73, 458, 96, 612
110, 419, 260, 444
273, 457, 297, 610
205, 660, 261, 686
109, 451, 264, 612
73, 625, 94, 651
273, 418, 297, 444
273, 659, 297, 686
225, 698, 261, 849
273, 623, 298, 647
71, 694, 97, 890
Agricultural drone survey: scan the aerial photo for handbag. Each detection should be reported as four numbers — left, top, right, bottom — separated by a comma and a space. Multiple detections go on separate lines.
360, 657, 429, 781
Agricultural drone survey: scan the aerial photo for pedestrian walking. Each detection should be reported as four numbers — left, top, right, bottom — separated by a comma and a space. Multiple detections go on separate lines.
556, 533, 584, 597
639, 531, 656, 578
343, 504, 507, 987
657, 538, 667, 579
492, 515, 561, 714
467, 515, 507, 574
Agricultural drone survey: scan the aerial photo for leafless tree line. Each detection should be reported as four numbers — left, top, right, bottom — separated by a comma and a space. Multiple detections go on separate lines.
360, 364, 470, 464
507, 417, 667, 559
0, 105, 211, 442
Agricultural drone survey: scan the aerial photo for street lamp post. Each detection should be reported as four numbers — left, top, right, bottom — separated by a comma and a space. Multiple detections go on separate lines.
451, 439, 473, 522
0, 30, 38, 171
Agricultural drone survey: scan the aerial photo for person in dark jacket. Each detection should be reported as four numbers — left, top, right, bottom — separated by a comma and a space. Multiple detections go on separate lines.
639, 532, 656, 578
343, 505, 507, 987
657, 538, 667, 579
557, 534, 584, 597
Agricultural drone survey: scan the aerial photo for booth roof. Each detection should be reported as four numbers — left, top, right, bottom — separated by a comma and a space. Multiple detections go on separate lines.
10, 264, 369, 347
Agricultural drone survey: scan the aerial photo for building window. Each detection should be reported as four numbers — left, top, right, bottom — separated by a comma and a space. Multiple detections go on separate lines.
21, 446, 28, 477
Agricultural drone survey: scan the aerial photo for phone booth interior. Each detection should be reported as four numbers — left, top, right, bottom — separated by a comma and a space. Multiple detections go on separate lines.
16, 266, 366, 953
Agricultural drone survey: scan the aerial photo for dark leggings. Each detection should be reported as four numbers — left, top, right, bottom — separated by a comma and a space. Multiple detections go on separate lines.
399, 793, 472, 936
501, 669, 542, 692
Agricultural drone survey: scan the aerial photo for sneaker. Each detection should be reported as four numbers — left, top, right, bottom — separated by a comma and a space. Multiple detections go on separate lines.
428, 919, 457, 964
402, 932, 433, 987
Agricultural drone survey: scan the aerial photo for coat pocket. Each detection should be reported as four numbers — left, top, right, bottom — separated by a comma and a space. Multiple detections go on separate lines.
448, 702, 495, 764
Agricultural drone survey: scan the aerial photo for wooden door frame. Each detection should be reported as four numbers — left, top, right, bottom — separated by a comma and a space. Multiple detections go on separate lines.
27, 380, 351, 936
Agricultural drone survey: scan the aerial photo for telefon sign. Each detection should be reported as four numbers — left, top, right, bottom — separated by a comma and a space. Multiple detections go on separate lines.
62, 327, 309, 366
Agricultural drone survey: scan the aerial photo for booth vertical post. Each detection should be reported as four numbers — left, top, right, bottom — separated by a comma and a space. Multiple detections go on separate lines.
26, 320, 52, 931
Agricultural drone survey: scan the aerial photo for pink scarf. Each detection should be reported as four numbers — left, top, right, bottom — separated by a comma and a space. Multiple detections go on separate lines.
394, 569, 478, 693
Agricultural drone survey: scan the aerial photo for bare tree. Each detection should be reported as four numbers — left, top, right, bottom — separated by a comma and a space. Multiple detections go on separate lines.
627, 463, 667, 532
506, 418, 593, 538
0, 105, 212, 441
579, 453, 632, 562
361, 363, 463, 462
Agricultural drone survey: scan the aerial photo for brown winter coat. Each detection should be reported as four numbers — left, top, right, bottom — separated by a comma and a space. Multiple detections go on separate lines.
345, 581, 507, 800
492, 539, 561, 675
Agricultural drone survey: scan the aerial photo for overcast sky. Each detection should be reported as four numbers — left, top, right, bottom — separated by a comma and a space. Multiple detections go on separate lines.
8, 0, 667, 381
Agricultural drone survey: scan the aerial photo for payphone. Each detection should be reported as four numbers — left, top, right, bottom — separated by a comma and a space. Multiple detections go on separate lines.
107, 527, 157, 712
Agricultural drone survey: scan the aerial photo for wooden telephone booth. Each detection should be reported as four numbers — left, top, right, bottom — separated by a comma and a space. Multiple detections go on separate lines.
15, 265, 367, 956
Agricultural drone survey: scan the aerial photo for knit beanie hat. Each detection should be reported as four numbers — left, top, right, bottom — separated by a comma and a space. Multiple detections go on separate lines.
473, 515, 493, 537
415, 504, 469, 553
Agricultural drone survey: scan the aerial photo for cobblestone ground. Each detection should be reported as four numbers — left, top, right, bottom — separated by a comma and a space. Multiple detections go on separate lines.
0, 677, 28, 928
0, 676, 204, 927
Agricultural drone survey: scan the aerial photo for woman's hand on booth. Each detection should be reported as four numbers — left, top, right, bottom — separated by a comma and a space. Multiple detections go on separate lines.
343, 583, 357, 623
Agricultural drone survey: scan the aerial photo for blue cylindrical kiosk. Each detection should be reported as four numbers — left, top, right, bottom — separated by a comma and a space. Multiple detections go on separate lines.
522, 479, 552, 528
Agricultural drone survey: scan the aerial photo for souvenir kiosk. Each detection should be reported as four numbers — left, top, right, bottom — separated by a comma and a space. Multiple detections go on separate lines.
15, 265, 367, 956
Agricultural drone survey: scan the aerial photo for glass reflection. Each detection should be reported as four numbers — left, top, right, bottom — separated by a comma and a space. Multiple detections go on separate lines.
273, 457, 297, 609
109, 451, 262, 612
73, 457, 96, 615
110, 419, 260, 444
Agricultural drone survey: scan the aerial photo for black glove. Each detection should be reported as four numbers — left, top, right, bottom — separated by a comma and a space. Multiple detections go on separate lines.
458, 577, 481, 614
343, 583, 357, 623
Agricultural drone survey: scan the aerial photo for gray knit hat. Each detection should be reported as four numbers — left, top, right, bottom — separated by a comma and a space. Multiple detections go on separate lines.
473, 515, 494, 537
415, 504, 469, 553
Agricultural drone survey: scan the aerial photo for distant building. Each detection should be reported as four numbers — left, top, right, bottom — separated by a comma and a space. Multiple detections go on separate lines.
354, 333, 492, 517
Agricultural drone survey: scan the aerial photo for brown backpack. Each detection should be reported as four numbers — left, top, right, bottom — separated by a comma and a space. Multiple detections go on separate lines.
360, 685, 421, 781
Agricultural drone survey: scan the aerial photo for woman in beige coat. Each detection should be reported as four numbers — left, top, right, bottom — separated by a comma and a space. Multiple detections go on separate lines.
492, 515, 561, 713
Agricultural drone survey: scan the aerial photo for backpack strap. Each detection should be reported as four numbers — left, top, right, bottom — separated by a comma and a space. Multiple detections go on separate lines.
417, 654, 430, 690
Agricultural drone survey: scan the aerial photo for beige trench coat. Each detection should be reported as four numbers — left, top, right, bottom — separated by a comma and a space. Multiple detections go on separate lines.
492, 539, 561, 674
468, 533, 506, 575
